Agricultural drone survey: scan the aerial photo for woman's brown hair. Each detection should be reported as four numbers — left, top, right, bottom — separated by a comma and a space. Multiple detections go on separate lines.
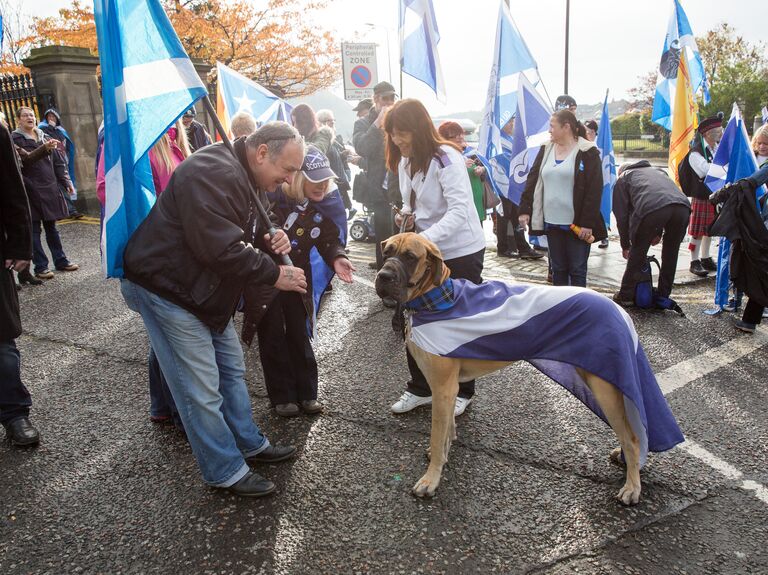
552, 109, 580, 140
383, 99, 459, 175
291, 104, 318, 139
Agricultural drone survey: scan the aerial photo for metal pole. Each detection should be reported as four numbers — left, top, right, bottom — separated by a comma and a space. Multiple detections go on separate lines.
200, 96, 292, 266
564, 0, 570, 94
384, 29, 393, 83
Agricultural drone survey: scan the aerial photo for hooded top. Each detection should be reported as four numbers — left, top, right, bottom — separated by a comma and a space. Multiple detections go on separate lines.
38, 108, 77, 188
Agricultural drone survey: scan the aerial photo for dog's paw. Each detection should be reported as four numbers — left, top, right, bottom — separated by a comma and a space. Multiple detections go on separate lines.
609, 447, 625, 467
412, 474, 439, 498
617, 483, 641, 506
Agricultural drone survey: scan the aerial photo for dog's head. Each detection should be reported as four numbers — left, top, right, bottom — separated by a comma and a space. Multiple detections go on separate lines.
374, 233, 450, 304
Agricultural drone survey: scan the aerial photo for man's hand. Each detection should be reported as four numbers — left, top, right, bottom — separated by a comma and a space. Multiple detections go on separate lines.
394, 212, 414, 231
265, 230, 290, 256
518, 214, 530, 231
4, 259, 29, 272
333, 257, 355, 283
473, 165, 486, 178
68, 184, 77, 200
622, 249, 630, 260
274, 265, 307, 293
373, 105, 392, 128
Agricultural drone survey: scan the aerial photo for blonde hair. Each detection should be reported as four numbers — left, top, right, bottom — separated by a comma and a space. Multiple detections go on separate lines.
231, 111, 256, 138
152, 119, 192, 174
752, 124, 768, 151
283, 170, 332, 202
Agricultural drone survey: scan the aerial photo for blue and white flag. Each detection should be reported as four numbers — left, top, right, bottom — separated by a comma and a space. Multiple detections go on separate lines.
399, 0, 446, 102
477, 0, 539, 195
408, 279, 685, 463
762, 106, 768, 125
596, 93, 616, 228
705, 103, 764, 308
652, 0, 709, 130
94, 0, 207, 277
507, 73, 551, 204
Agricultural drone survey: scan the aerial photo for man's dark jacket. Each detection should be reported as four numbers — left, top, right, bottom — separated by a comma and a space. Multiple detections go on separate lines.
613, 160, 691, 250
1, 124, 33, 341
123, 139, 279, 332
353, 107, 392, 206
709, 179, 768, 308
186, 120, 212, 153
12, 129, 70, 222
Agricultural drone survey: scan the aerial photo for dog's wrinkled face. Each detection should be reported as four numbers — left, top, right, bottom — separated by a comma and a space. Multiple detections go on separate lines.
374, 233, 446, 303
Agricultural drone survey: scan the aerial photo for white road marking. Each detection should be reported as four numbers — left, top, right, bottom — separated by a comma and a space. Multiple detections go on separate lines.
351, 274, 376, 289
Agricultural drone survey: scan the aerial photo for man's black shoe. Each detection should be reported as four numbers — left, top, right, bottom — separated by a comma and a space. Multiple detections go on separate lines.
247, 444, 297, 464
17, 269, 43, 285
225, 471, 275, 497
690, 260, 709, 277
499, 250, 520, 258
519, 249, 545, 260
5, 417, 40, 447
700, 257, 717, 272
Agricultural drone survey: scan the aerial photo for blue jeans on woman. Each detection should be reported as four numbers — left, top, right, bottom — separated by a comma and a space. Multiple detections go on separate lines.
32, 220, 69, 273
545, 226, 591, 287
120, 279, 270, 487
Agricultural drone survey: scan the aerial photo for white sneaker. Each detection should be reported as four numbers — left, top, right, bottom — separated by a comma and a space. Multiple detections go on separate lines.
454, 396, 473, 416
391, 391, 432, 414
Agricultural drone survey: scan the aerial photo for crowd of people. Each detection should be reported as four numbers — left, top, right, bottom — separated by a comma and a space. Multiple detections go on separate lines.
2, 82, 767, 497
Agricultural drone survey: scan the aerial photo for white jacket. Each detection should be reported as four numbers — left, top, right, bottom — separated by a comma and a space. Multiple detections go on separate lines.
399, 145, 486, 260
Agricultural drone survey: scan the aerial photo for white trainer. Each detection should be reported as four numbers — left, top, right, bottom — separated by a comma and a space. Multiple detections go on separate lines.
391, 391, 432, 414
454, 396, 473, 416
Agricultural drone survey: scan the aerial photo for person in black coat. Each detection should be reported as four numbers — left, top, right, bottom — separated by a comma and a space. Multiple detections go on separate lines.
0, 122, 40, 447
11, 106, 79, 280
181, 107, 212, 152
611, 161, 691, 305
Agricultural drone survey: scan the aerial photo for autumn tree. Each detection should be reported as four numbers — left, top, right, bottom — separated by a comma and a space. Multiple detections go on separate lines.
0, 0, 34, 75
1, 0, 340, 98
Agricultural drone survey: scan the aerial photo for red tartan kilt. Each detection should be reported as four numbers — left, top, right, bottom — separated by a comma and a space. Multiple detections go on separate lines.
688, 198, 715, 237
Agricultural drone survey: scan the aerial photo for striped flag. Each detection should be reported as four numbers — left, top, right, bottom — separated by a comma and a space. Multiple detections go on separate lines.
668, 55, 698, 186
94, 0, 208, 277
399, 0, 445, 102
408, 279, 685, 463
215, 62, 292, 139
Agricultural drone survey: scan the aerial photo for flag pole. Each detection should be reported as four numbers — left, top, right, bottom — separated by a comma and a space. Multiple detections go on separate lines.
200, 96, 292, 266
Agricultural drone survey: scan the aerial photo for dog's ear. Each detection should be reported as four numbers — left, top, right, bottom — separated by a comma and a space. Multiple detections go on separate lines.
380, 239, 389, 259
424, 241, 445, 286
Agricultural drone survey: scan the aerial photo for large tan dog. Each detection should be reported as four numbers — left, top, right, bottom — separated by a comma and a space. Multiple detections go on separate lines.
375, 233, 642, 505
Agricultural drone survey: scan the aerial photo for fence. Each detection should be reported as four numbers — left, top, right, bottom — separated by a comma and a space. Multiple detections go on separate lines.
0, 74, 43, 130
612, 132, 669, 156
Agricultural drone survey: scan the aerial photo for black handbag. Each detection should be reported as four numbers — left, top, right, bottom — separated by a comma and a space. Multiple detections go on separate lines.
352, 171, 370, 205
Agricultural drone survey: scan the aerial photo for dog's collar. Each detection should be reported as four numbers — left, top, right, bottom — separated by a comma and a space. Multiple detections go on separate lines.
405, 278, 455, 312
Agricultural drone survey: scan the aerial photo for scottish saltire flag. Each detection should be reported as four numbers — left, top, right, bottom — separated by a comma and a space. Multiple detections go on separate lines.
477, 0, 539, 195
399, 0, 446, 102
94, 0, 207, 277
308, 188, 347, 338
762, 106, 768, 126
216, 62, 291, 138
652, 0, 709, 130
705, 103, 764, 308
596, 93, 616, 227
408, 279, 684, 462
507, 74, 551, 204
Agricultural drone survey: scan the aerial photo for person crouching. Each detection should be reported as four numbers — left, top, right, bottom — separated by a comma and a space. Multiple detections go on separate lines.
244, 147, 355, 417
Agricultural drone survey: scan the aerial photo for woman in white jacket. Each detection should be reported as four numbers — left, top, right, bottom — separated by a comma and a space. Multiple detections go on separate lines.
383, 98, 486, 416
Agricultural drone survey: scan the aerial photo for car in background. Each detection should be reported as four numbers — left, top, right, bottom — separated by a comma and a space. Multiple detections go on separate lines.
431, 118, 479, 144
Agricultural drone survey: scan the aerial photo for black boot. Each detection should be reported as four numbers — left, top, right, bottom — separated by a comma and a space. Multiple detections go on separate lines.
700, 257, 717, 272
17, 269, 43, 285
690, 260, 708, 277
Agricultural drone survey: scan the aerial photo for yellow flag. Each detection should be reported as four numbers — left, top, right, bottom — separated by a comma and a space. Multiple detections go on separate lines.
668, 55, 699, 186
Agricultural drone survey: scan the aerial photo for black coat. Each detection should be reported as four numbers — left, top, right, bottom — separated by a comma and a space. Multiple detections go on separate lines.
709, 180, 768, 308
11, 129, 69, 222
123, 139, 279, 332
1, 124, 33, 341
186, 120, 212, 152
352, 108, 389, 206
519, 142, 607, 240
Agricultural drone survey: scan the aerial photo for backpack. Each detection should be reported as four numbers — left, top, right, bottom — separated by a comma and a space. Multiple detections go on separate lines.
677, 153, 697, 198
635, 255, 685, 316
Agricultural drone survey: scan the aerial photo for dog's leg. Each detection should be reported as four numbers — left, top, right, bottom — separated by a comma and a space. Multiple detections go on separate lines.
413, 359, 459, 498
580, 369, 642, 506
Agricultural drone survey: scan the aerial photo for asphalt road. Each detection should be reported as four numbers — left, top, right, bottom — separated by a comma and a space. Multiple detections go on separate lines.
1, 220, 766, 575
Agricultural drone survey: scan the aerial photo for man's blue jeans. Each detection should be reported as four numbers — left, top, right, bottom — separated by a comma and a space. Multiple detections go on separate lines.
0, 340, 32, 427
120, 280, 269, 487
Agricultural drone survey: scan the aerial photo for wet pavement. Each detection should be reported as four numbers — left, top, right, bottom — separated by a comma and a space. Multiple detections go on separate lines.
1, 219, 766, 574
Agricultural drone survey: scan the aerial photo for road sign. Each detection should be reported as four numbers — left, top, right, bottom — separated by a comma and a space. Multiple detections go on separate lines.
341, 43, 378, 100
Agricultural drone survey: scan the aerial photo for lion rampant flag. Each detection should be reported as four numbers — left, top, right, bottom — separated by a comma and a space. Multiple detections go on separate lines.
668, 55, 698, 186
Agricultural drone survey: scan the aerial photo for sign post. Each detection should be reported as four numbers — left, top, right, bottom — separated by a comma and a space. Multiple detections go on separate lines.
341, 42, 378, 101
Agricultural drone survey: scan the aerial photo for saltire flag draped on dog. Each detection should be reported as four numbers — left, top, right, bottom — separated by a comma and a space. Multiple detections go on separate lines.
652, 0, 709, 131
215, 62, 292, 139
399, 0, 446, 102
507, 74, 551, 205
667, 56, 698, 187
407, 280, 685, 464
705, 103, 765, 309
596, 92, 616, 228
477, 0, 540, 197
308, 188, 348, 338
95, 0, 207, 277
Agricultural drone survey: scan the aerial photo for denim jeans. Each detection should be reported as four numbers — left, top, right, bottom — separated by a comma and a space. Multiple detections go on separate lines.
0, 340, 32, 426
32, 220, 69, 273
545, 227, 591, 287
120, 280, 269, 487
148, 346, 180, 424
